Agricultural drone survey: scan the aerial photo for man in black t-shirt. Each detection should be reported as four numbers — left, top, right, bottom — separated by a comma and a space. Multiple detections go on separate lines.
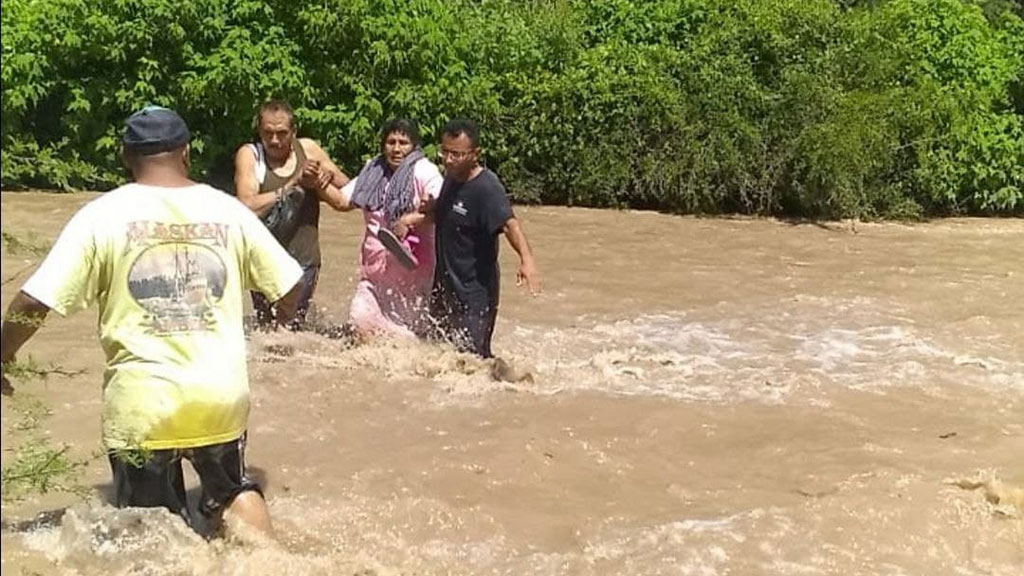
430, 118, 540, 358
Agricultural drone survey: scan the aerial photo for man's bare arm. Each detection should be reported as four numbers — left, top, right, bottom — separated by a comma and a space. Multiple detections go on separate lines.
234, 146, 288, 216
300, 139, 353, 212
502, 217, 541, 295
272, 283, 304, 328
1, 292, 52, 395
301, 139, 350, 188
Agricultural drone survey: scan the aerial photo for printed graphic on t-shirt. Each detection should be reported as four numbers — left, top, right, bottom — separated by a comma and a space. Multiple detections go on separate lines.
127, 224, 228, 334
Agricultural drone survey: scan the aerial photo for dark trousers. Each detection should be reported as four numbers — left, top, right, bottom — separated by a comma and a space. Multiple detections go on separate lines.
108, 434, 260, 534
430, 286, 498, 358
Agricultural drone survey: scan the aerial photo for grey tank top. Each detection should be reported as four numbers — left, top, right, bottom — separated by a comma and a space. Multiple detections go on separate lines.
257, 141, 320, 268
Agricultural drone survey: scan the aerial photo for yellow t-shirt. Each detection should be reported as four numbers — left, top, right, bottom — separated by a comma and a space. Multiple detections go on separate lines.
22, 183, 303, 450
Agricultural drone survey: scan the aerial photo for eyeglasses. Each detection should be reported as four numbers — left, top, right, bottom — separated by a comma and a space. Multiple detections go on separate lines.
438, 148, 475, 161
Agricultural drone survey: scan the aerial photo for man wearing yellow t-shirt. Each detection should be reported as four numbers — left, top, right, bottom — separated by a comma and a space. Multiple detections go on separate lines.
0, 106, 302, 538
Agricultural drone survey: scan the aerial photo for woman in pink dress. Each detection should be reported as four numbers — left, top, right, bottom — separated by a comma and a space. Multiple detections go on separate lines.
329, 119, 443, 339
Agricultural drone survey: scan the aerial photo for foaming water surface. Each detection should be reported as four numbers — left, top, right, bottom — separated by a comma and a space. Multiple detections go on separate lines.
2, 194, 1022, 575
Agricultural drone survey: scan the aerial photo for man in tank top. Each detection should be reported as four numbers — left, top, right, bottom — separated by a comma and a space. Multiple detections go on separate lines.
234, 100, 350, 329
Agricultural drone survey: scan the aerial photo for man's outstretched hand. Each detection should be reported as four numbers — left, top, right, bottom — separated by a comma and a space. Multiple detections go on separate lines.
516, 257, 542, 296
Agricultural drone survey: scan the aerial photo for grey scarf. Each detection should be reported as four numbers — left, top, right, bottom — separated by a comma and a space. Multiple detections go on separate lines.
350, 148, 424, 226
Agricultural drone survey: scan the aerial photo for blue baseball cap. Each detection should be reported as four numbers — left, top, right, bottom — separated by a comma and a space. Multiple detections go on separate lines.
122, 106, 190, 155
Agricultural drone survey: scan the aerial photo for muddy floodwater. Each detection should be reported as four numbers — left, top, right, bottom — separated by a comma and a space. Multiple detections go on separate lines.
1, 192, 1022, 575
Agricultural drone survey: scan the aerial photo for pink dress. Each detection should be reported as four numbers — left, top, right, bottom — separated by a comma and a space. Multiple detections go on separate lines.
342, 158, 443, 337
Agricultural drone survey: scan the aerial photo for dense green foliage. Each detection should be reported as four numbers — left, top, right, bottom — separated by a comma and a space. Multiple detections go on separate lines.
2, 0, 1022, 217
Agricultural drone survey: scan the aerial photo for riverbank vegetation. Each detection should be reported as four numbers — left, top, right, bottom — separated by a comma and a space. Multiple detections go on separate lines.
2, 0, 1022, 218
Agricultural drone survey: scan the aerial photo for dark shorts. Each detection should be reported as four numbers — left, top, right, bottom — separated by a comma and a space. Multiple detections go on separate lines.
252, 265, 319, 330
429, 287, 498, 358
107, 434, 260, 530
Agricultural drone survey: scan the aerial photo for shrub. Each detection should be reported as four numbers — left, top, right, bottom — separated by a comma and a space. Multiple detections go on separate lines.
2, 0, 1022, 217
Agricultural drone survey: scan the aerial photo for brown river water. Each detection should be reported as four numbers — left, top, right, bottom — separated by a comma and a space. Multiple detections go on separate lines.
1, 192, 1022, 575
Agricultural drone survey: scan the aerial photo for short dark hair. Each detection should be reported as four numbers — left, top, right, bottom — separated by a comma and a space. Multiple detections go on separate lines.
255, 99, 295, 131
380, 118, 421, 147
441, 118, 480, 148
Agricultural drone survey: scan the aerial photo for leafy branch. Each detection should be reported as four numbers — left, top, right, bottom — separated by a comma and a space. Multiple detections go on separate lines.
1, 357, 91, 502
1, 229, 48, 286
1, 394, 93, 503
1, 230, 50, 257
2, 263, 36, 286
3, 357, 84, 381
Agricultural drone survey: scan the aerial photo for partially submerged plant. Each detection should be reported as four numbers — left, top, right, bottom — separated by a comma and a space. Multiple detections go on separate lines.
2, 393, 92, 503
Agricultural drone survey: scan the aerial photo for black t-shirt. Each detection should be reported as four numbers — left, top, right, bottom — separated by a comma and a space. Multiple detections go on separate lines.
434, 169, 513, 305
